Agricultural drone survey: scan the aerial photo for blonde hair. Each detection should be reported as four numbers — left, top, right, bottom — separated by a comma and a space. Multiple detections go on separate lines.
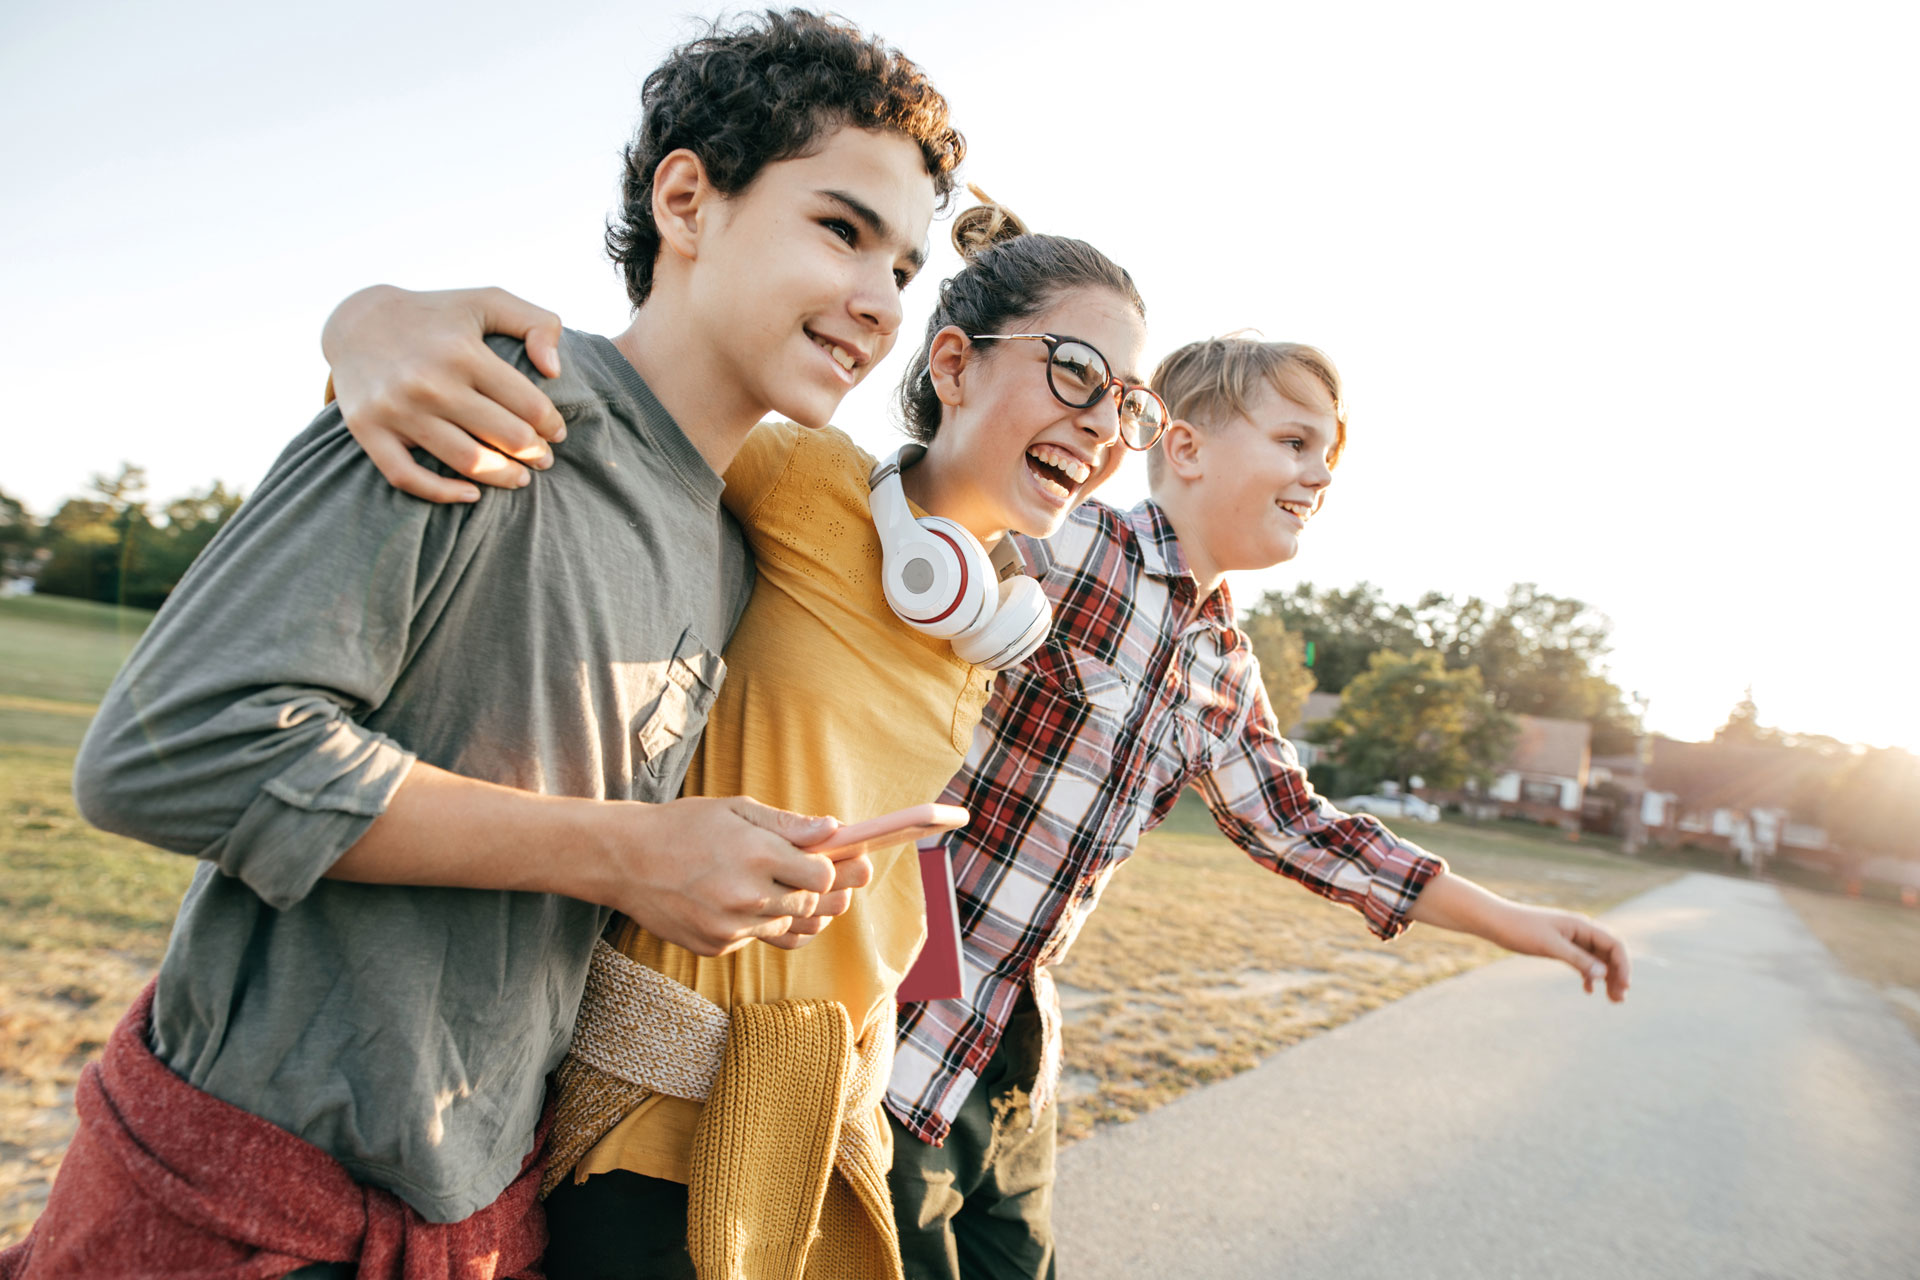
1146, 336, 1347, 485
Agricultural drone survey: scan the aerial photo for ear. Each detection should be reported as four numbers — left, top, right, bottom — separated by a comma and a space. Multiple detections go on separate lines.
1156, 419, 1206, 481
926, 325, 972, 408
651, 148, 716, 265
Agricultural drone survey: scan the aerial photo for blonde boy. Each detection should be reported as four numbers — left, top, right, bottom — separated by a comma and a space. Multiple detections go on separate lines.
882, 337, 1631, 1280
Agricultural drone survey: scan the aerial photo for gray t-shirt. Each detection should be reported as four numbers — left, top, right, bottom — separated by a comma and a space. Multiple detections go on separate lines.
73, 331, 752, 1221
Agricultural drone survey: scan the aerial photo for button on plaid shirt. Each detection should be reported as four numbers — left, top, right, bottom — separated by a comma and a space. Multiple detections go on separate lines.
887, 500, 1447, 1145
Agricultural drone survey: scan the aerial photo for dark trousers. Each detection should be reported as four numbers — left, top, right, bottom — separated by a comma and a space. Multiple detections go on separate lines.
888, 991, 1058, 1280
540, 1170, 695, 1280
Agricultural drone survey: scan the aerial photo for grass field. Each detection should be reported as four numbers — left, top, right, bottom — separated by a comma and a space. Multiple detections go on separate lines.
1779, 886, 1920, 1039
1, 595, 181, 1243
2, 595, 1914, 1243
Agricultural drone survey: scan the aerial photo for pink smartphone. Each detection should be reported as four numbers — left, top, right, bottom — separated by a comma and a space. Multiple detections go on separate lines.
806, 803, 969, 859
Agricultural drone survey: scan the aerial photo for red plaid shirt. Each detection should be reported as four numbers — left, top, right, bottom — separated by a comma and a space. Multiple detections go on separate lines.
886, 500, 1447, 1145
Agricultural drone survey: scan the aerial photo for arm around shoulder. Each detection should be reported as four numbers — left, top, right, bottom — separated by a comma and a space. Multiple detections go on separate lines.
321, 284, 569, 503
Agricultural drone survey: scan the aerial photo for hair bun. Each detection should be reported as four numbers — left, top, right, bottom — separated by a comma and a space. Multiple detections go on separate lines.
951, 184, 1029, 261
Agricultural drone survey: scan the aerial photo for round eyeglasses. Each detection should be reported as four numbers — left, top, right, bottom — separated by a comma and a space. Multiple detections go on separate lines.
966, 333, 1169, 451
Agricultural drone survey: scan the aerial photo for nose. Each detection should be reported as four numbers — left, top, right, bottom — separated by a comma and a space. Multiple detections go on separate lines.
852, 261, 904, 336
1304, 451, 1334, 508
1071, 386, 1123, 450
1305, 450, 1334, 490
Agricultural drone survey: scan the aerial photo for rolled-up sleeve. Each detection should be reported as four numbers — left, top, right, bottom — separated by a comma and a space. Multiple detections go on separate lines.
1192, 681, 1447, 941
73, 411, 488, 910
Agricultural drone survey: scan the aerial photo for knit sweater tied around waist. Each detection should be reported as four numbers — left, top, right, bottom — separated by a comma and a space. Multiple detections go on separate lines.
548, 940, 902, 1280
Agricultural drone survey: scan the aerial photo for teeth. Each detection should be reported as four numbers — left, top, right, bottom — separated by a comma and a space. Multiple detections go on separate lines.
1026, 444, 1091, 484
1277, 500, 1312, 520
814, 333, 858, 372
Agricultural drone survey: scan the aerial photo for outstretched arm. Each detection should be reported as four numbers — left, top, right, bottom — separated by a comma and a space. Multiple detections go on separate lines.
321, 284, 568, 502
1407, 870, 1631, 1001
1195, 681, 1629, 1000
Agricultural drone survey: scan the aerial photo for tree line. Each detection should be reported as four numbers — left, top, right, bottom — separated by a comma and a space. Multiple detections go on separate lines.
1, 465, 243, 610
1690, 693, 1920, 862
1238, 582, 1919, 861
1239, 580, 1639, 798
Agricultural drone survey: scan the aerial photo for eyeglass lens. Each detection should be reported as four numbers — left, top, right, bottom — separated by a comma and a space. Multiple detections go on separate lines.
1042, 339, 1167, 450
1117, 387, 1166, 449
1045, 341, 1109, 407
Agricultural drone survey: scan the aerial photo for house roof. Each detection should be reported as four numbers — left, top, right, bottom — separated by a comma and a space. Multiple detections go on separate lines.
1286, 691, 1345, 741
1508, 715, 1592, 782
1648, 736, 1829, 812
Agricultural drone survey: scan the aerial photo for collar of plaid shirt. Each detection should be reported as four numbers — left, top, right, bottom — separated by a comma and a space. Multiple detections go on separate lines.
885, 498, 1444, 1147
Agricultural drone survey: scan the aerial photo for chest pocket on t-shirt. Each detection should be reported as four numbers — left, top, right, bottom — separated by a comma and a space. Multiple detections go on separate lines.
633, 628, 726, 790
1011, 641, 1135, 784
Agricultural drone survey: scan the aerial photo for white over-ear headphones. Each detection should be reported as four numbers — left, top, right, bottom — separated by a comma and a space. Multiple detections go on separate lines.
868, 445, 1052, 671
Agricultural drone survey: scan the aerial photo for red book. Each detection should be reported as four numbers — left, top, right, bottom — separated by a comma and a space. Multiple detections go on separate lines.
898, 843, 964, 1003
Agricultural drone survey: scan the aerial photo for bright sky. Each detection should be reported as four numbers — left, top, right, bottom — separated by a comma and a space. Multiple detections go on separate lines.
4, 0, 1916, 751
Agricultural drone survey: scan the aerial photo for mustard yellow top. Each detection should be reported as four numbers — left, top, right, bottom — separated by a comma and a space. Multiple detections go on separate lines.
577, 421, 994, 1185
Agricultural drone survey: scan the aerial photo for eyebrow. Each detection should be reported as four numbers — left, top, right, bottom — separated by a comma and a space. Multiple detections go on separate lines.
821, 189, 928, 274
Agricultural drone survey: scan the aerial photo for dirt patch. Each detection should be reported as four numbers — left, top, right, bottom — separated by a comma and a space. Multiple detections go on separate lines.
1779, 884, 1920, 1041
2, 744, 190, 1248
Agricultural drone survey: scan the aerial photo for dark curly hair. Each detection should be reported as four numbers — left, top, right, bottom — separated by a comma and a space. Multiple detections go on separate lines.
899, 189, 1145, 443
608, 9, 964, 309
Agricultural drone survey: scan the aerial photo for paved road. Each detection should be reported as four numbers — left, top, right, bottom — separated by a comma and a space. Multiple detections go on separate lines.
1053, 873, 1920, 1279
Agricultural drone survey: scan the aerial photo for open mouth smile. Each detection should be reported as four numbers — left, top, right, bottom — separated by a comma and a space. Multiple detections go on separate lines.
1024, 443, 1093, 503
807, 329, 864, 377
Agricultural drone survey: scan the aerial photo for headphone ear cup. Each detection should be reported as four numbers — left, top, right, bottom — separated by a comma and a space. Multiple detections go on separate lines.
951, 574, 1053, 670
884, 515, 994, 640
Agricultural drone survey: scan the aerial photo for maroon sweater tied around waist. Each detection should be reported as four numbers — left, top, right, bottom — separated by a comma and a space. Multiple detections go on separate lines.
1, 981, 548, 1279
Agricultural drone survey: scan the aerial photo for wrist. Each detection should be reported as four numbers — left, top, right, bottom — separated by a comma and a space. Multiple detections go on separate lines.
558, 797, 679, 912
542, 798, 621, 907
321, 284, 405, 364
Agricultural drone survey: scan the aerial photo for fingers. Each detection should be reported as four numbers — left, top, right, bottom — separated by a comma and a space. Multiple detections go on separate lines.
351, 411, 536, 496
610, 798, 861, 958
356, 433, 481, 504
828, 852, 875, 894
731, 797, 839, 849
764, 881, 824, 921
438, 386, 555, 469
474, 288, 566, 383
747, 851, 870, 951
762, 889, 855, 950
1576, 920, 1633, 1002
1531, 920, 1606, 994
470, 339, 568, 443
1547, 914, 1632, 1002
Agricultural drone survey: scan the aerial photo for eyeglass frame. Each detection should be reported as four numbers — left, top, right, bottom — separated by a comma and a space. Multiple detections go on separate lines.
964, 333, 1170, 451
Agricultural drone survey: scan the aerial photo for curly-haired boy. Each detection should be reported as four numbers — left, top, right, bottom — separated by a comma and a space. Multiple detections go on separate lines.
5, 11, 959, 1279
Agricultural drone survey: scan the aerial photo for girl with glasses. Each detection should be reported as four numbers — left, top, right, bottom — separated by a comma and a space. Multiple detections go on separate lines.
319, 190, 1151, 1279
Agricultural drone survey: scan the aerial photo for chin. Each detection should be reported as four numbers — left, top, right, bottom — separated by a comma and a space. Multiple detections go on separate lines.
773, 390, 843, 431
1266, 535, 1302, 566
1009, 498, 1074, 540
1013, 504, 1070, 538
1238, 530, 1300, 570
